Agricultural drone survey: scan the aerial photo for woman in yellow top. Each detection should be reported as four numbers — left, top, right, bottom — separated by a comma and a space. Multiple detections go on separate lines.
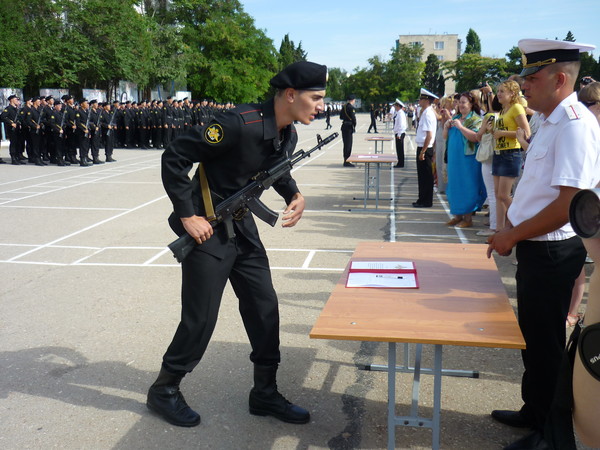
487, 80, 530, 230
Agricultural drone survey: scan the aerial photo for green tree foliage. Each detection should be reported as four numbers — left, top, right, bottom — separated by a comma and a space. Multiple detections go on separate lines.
278, 34, 307, 70
325, 67, 348, 101
505, 46, 522, 75
464, 28, 482, 55
564, 31, 576, 42
445, 53, 507, 93
0, 1, 29, 87
422, 54, 445, 97
385, 43, 424, 101
171, 0, 277, 102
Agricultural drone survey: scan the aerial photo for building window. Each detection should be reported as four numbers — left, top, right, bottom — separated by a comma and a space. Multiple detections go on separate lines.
437, 55, 444, 61
434, 41, 444, 50
410, 41, 422, 47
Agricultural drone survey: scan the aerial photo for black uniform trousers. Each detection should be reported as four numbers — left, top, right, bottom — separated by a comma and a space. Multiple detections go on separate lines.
341, 122, 354, 162
415, 146, 434, 206
515, 236, 585, 431
162, 230, 281, 375
395, 132, 405, 168
367, 117, 378, 133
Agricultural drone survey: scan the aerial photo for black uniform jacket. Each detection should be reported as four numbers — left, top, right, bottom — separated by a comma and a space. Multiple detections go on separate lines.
161, 98, 300, 260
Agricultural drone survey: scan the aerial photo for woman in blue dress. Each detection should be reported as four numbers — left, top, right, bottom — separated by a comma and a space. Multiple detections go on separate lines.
443, 91, 486, 228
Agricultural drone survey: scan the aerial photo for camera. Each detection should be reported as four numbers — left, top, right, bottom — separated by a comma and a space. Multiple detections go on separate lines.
569, 188, 600, 239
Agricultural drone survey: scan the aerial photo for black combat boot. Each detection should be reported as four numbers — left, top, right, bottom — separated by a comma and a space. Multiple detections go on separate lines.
248, 364, 310, 424
146, 367, 200, 427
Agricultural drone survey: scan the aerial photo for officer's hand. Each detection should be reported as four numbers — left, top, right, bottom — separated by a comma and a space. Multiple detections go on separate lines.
181, 215, 214, 244
282, 193, 305, 228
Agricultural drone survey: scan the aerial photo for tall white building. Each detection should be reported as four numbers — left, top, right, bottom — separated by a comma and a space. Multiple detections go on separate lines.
397, 34, 461, 95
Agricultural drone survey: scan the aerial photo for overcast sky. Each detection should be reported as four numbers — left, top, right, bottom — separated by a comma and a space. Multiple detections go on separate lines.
242, 0, 600, 73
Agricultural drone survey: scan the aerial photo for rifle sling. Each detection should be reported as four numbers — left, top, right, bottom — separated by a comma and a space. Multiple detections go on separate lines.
198, 163, 216, 221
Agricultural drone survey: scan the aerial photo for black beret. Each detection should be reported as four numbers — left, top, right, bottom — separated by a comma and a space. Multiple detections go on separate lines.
89, 99, 97, 105
62, 94, 72, 101
45, 95, 54, 101
8, 94, 17, 101
80, 98, 88, 103
347, 94, 356, 101
270, 61, 327, 91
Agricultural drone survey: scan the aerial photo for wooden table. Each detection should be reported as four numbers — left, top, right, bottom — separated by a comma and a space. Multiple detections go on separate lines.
310, 242, 525, 450
347, 153, 397, 209
365, 135, 394, 153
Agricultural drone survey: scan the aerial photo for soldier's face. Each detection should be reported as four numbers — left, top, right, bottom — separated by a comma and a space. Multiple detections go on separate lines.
291, 90, 325, 125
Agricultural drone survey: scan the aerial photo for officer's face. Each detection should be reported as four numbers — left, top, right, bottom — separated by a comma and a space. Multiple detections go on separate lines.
522, 67, 558, 115
291, 90, 325, 125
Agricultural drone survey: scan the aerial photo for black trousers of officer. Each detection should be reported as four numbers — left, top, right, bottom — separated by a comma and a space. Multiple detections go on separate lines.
6, 128, 19, 158
91, 131, 101, 159
162, 230, 281, 375
104, 130, 114, 157
341, 122, 354, 162
415, 146, 434, 206
367, 117, 378, 133
27, 130, 41, 161
515, 236, 585, 431
395, 132, 405, 167
78, 131, 90, 160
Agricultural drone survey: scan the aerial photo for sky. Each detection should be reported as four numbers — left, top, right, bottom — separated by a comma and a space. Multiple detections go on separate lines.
242, 0, 600, 73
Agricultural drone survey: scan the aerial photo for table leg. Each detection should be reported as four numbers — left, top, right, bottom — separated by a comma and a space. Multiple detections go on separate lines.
387, 342, 396, 450
432, 345, 443, 450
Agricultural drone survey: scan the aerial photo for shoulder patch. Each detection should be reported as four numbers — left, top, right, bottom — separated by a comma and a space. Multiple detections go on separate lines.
239, 109, 263, 125
76, 113, 80, 117
204, 124, 224, 144
3, 109, 6, 113
565, 103, 585, 120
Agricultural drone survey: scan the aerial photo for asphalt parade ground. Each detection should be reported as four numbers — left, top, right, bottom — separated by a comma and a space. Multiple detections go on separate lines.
0, 114, 591, 450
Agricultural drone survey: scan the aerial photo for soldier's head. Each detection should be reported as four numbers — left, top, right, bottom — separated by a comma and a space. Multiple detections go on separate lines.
7, 94, 19, 106
270, 61, 327, 128
80, 98, 89, 109
45, 96, 54, 106
54, 101, 63, 110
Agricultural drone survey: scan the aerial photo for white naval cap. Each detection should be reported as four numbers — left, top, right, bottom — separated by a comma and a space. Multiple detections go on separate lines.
394, 98, 405, 107
518, 38, 596, 77
419, 88, 439, 100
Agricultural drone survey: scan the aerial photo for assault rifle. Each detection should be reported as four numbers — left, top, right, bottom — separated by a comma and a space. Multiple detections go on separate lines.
35, 108, 45, 135
58, 108, 67, 138
84, 108, 91, 138
106, 109, 117, 137
168, 132, 338, 263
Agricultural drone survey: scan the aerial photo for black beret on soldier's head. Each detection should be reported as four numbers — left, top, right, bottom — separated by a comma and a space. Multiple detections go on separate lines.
270, 61, 328, 91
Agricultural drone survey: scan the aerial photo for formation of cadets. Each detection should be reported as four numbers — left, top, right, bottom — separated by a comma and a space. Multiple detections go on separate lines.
0, 94, 234, 166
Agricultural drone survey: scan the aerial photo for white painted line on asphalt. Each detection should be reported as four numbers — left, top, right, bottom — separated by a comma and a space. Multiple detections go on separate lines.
6, 195, 168, 262
0, 205, 129, 211
437, 192, 470, 244
301, 250, 317, 269
143, 247, 172, 265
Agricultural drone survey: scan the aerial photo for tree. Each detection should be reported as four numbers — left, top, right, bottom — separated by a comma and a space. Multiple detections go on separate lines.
172, 0, 278, 102
325, 67, 347, 101
0, 1, 32, 87
464, 28, 481, 55
505, 46, 522, 76
422, 54, 446, 97
278, 34, 307, 70
445, 53, 508, 93
385, 43, 424, 101
564, 31, 576, 42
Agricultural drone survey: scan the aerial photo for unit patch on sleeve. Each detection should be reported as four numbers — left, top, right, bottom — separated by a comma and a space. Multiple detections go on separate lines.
204, 124, 224, 144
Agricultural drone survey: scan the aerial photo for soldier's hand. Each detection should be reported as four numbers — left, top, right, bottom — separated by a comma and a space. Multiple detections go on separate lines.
282, 193, 305, 228
181, 215, 213, 244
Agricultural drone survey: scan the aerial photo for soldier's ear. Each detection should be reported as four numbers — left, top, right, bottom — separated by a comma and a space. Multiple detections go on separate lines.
284, 88, 297, 104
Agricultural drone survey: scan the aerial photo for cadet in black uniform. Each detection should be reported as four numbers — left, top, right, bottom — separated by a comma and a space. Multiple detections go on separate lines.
75, 98, 92, 166
1, 95, 23, 164
146, 61, 327, 428
88, 100, 104, 164
25, 97, 44, 166
340, 94, 357, 166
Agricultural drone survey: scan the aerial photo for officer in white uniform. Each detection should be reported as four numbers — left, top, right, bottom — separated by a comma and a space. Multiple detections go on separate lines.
487, 38, 600, 450
413, 88, 438, 207
392, 99, 407, 168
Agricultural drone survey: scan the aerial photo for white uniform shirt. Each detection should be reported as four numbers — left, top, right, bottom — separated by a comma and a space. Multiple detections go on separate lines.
415, 106, 436, 148
393, 108, 407, 136
508, 92, 600, 241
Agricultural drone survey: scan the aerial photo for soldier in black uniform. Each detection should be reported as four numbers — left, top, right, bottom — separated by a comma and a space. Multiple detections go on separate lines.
63, 95, 79, 164
124, 101, 135, 148
88, 100, 103, 164
75, 98, 92, 166
146, 61, 327, 428
25, 97, 45, 166
340, 94, 357, 167
1, 95, 24, 164
46, 101, 70, 166
100, 102, 117, 162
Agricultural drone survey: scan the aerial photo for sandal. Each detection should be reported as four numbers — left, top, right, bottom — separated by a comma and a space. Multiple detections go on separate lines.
566, 313, 581, 328
457, 220, 472, 228
446, 217, 462, 226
